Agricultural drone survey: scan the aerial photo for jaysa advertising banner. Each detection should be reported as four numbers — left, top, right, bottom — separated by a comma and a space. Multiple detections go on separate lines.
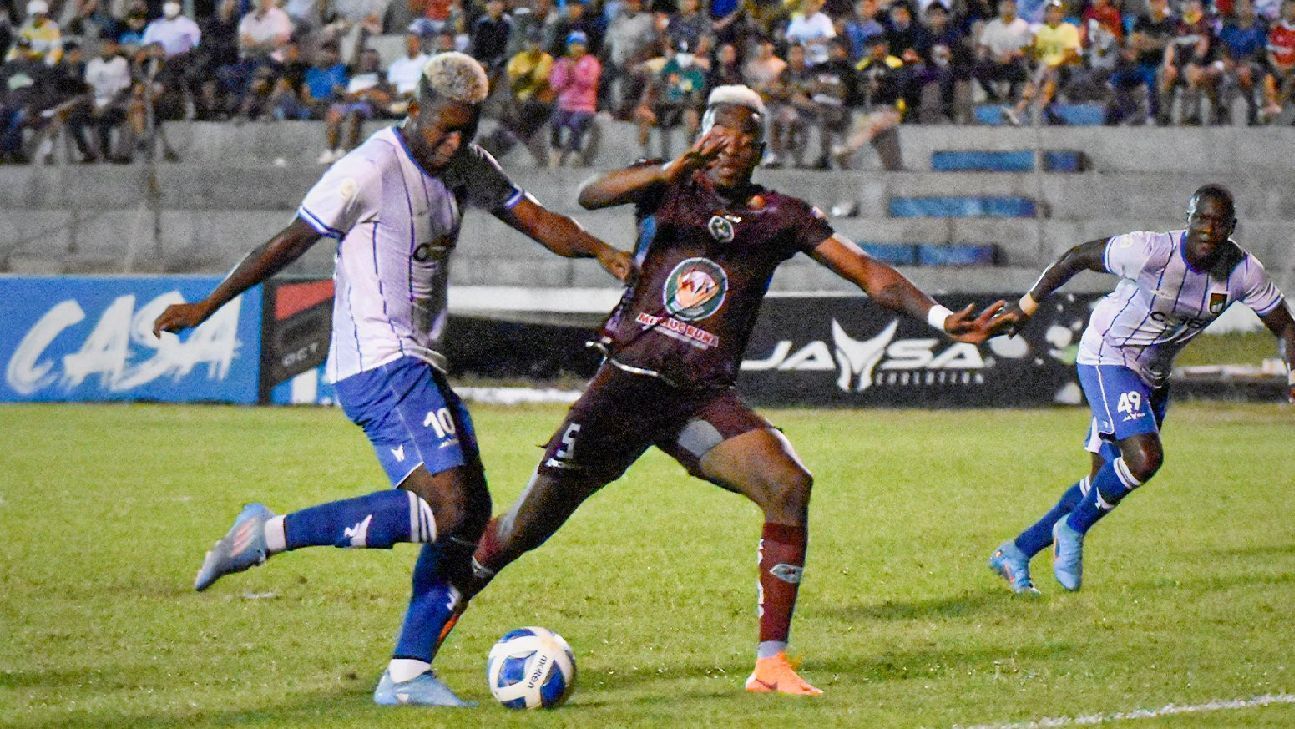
1, 276, 261, 403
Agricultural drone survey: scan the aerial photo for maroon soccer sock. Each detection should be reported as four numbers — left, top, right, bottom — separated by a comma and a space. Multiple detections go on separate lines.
757, 522, 807, 646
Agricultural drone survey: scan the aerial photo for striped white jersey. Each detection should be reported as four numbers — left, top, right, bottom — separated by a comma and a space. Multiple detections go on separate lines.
297, 127, 525, 382
1077, 230, 1285, 387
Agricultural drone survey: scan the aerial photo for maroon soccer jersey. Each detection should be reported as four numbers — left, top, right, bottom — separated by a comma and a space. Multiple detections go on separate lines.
599, 169, 834, 388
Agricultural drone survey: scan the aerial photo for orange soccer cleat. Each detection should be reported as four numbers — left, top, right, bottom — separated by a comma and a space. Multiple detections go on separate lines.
744, 652, 823, 697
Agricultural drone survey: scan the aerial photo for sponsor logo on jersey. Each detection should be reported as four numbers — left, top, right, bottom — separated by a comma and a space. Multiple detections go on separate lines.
1208, 291, 1227, 315
707, 215, 737, 242
742, 318, 987, 392
663, 257, 728, 321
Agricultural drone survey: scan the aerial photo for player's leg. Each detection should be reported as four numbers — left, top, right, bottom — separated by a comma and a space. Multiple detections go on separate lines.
467, 365, 668, 598
657, 394, 820, 696
1049, 364, 1167, 590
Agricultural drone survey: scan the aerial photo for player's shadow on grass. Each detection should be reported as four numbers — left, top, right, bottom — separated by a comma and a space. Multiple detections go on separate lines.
818, 589, 1016, 622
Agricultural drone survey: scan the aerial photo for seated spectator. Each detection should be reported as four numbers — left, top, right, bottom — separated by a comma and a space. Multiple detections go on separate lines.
0, 38, 51, 161
194, 0, 241, 119
323, 47, 389, 158
742, 34, 785, 97
708, 0, 742, 46
604, 0, 655, 118
785, 0, 835, 66
1161, 0, 1223, 124
304, 41, 349, 161
973, 0, 1031, 104
470, 0, 512, 84
385, 22, 431, 115
548, 29, 599, 165
482, 25, 553, 163
708, 40, 743, 88
1263, 0, 1295, 120
837, 33, 902, 169
68, 33, 131, 162
143, 1, 202, 58
8, 0, 60, 64
842, 0, 884, 62
806, 37, 856, 168
1080, 0, 1123, 49
915, 1, 972, 123
1005, 0, 1081, 125
1128, 0, 1175, 123
116, 3, 151, 53
1218, 0, 1270, 123
549, 0, 601, 57
123, 42, 185, 161
228, 0, 293, 111
767, 42, 815, 167
635, 37, 705, 159
665, 0, 707, 52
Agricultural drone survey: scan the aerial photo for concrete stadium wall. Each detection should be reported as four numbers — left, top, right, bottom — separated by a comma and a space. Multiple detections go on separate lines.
2, 120, 1293, 294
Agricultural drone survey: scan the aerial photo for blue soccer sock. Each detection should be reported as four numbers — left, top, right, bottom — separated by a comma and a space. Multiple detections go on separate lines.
1065, 457, 1141, 534
392, 542, 462, 664
1014, 478, 1087, 557
283, 489, 437, 550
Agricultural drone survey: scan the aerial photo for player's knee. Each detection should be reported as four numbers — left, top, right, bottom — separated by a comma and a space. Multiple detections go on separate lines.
1122, 441, 1163, 484
762, 469, 813, 525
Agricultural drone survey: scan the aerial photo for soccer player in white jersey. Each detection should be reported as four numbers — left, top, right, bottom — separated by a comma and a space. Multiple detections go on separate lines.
988, 185, 1295, 594
152, 52, 630, 707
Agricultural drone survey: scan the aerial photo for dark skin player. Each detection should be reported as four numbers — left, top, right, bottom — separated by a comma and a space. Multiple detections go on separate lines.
996, 190, 1295, 488
153, 91, 633, 581
453, 100, 1011, 695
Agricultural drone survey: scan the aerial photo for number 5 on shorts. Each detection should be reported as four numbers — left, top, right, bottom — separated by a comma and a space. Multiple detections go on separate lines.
554, 423, 581, 460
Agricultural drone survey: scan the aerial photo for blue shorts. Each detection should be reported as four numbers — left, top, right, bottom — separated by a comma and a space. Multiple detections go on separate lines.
1077, 363, 1169, 459
335, 357, 479, 486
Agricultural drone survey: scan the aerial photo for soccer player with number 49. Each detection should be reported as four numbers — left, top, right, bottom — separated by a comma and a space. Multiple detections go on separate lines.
990, 185, 1295, 595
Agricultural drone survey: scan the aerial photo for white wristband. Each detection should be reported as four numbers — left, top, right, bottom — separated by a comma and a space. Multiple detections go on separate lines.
1019, 293, 1039, 316
927, 304, 953, 332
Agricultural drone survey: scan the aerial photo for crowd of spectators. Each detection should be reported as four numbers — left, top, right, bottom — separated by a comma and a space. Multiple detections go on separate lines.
0, 0, 1292, 166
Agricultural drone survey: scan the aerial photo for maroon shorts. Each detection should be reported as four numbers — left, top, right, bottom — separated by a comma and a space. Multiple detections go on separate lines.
537, 363, 772, 483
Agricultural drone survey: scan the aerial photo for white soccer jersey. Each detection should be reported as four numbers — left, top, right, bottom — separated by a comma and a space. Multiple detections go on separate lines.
298, 127, 525, 382
1077, 230, 1285, 386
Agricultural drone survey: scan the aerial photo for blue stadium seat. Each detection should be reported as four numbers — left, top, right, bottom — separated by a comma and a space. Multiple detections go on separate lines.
1042, 150, 1086, 172
931, 150, 1035, 172
859, 243, 918, 265
916, 243, 999, 266
888, 196, 1037, 218
973, 103, 1105, 126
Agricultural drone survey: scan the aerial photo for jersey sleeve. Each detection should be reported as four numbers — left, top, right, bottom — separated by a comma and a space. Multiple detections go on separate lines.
1103, 230, 1159, 279
442, 144, 525, 212
1234, 253, 1285, 316
297, 154, 381, 239
790, 199, 836, 255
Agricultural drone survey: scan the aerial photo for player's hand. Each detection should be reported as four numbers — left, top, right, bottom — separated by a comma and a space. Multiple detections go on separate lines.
943, 300, 1007, 344
152, 300, 214, 337
596, 246, 634, 283
992, 302, 1032, 338
672, 126, 728, 177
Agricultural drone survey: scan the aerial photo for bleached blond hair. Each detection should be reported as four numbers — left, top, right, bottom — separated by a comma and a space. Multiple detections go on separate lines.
705, 85, 767, 117
418, 52, 490, 105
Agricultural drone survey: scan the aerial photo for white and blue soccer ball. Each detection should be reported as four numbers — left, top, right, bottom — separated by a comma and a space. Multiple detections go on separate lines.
486, 626, 576, 710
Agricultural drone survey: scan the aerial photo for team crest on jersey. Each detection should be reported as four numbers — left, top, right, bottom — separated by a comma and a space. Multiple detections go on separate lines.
663, 257, 728, 321
1208, 292, 1227, 315
707, 214, 738, 242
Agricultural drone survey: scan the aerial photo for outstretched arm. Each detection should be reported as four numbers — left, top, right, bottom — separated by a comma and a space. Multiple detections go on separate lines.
499, 197, 633, 282
997, 237, 1110, 333
575, 126, 730, 210
810, 234, 1006, 343
1259, 302, 1295, 403
152, 218, 322, 336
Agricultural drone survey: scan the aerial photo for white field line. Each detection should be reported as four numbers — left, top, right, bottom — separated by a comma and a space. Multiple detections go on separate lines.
954, 693, 1295, 729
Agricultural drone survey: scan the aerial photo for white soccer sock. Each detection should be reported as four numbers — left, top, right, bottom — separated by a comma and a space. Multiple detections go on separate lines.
388, 658, 431, 683
263, 516, 287, 554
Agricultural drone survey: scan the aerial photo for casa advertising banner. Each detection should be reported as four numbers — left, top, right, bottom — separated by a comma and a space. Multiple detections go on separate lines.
737, 293, 1099, 407
0, 276, 261, 403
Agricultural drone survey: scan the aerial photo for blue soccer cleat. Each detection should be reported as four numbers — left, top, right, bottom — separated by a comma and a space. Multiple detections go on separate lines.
374, 670, 475, 707
194, 503, 274, 591
1051, 520, 1085, 591
988, 541, 1040, 595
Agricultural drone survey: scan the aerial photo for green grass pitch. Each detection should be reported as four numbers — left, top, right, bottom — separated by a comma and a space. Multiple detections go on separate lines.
1, 402, 1292, 728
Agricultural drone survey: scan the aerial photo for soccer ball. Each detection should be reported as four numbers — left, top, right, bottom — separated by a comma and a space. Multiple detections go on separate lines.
486, 626, 576, 709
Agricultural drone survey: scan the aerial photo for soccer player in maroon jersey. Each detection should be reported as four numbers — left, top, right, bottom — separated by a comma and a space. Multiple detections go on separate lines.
456, 85, 1007, 695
